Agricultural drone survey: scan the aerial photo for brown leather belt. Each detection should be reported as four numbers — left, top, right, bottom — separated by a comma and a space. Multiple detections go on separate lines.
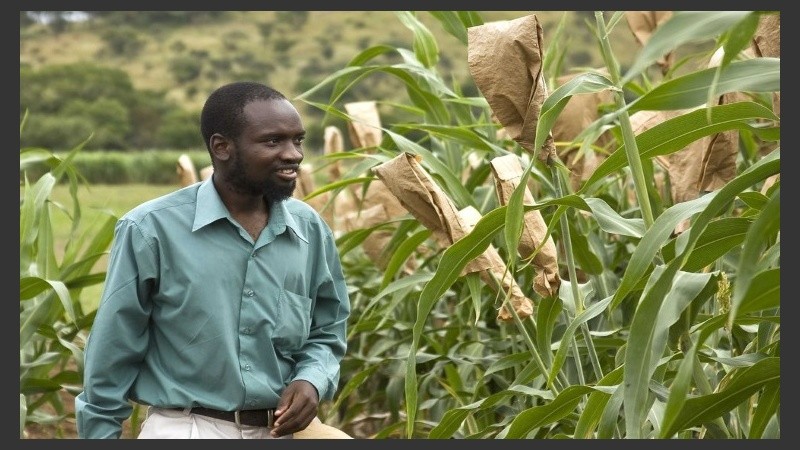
186, 407, 276, 427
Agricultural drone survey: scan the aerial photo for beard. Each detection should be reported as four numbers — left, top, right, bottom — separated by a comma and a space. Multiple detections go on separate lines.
225, 151, 296, 204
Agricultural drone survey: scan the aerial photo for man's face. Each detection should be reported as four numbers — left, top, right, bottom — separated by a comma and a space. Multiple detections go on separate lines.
223, 98, 305, 203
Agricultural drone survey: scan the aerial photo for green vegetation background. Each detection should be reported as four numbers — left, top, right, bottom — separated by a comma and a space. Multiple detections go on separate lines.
20, 11, 635, 155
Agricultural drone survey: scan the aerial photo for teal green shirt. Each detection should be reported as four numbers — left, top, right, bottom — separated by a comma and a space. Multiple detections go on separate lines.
74, 179, 350, 439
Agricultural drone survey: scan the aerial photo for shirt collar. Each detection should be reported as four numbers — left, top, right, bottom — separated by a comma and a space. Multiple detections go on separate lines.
193, 178, 229, 232
279, 199, 308, 243
192, 178, 308, 243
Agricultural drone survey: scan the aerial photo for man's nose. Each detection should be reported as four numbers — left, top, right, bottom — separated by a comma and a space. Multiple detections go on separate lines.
281, 143, 303, 161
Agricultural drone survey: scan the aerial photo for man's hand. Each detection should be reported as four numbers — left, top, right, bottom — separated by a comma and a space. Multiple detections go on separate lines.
271, 380, 319, 437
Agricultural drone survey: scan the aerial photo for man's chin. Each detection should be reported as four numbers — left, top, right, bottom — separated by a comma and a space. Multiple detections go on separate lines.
263, 182, 295, 204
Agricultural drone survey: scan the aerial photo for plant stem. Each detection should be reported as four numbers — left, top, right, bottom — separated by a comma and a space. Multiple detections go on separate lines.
594, 11, 655, 231
551, 164, 604, 384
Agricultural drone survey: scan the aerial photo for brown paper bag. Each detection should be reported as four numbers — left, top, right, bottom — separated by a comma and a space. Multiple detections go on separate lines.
176, 154, 198, 187
292, 163, 337, 228
468, 14, 557, 163
324, 125, 345, 181
490, 154, 560, 298
345, 101, 383, 149
373, 152, 534, 322
458, 206, 534, 321
341, 179, 416, 271
751, 12, 780, 152
199, 165, 213, 181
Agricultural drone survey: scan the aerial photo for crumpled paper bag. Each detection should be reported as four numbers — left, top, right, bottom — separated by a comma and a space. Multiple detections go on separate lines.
468, 14, 557, 163
345, 101, 383, 149
372, 152, 534, 322
199, 165, 213, 181
324, 125, 345, 180
750, 12, 780, 195
176, 154, 198, 187
292, 163, 337, 228
341, 179, 416, 271
625, 11, 674, 75
490, 154, 560, 298
458, 206, 534, 321
629, 94, 741, 234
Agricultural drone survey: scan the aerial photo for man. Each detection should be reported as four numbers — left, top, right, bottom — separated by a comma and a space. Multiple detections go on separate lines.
74, 81, 351, 439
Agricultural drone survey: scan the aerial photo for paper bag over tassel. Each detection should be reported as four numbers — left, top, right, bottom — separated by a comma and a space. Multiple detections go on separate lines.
324, 125, 345, 181
176, 154, 198, 187
372, 152, 534, 322
467, 14, 557, 163
345, 101, 383, 149
490, 154, 560, 298
341, 179, 416, 271
751, 12, 780, 119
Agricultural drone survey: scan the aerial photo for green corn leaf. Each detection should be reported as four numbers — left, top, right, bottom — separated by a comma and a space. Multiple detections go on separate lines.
730, 188, 780, 325
396, 11, 439, 68
580, 101, 778, 193
428, 11, 483, 45
535, 72, 617, 156
380, 229, 432, 291
629, 58, 780, 112
504, 385, 594, 438
661, 357, 779, 437
549, 296, 613, 386
611, 193, 715, 310
736, 268, 780, 316
623, 267, 717, 437
749, 381, 780, 439
623, 11, 754, 83
662, 217, 752, 271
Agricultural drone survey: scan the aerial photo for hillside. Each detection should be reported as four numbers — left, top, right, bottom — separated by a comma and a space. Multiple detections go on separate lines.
20, 11, 637, 113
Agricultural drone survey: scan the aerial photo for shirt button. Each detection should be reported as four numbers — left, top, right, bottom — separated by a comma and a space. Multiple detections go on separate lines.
246, 290, 254, 297
243, 328, 251, 334
244, 365, 251, 371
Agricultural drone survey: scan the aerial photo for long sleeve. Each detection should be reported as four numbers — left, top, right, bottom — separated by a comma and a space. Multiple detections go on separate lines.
75, 219, 156, 438
291, 227, 350, 401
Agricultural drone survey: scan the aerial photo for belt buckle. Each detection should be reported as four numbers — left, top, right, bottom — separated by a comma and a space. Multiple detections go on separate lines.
234, 410, 242, 427
267, 409, 274, 428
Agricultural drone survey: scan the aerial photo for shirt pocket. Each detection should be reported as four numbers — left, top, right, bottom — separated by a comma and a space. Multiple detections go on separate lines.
274, 290, 312, 352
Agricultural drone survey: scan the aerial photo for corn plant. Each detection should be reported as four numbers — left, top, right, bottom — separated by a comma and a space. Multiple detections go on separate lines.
297, 11, 779, 439
20, 113, 117, 438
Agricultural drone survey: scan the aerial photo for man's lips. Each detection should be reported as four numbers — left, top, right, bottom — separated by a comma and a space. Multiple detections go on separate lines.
276, 167, 298, 181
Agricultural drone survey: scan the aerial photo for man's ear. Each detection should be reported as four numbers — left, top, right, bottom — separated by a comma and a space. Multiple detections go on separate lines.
209, 134, 231, 162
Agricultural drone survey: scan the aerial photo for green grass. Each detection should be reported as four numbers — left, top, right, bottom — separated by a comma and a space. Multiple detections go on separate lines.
46, 183, 178, 310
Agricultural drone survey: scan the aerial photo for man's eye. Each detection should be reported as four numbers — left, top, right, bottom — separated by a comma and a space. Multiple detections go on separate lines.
295, 137, 305, 145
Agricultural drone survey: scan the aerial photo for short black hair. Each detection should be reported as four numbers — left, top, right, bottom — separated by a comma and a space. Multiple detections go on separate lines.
200, 81, 287, 152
